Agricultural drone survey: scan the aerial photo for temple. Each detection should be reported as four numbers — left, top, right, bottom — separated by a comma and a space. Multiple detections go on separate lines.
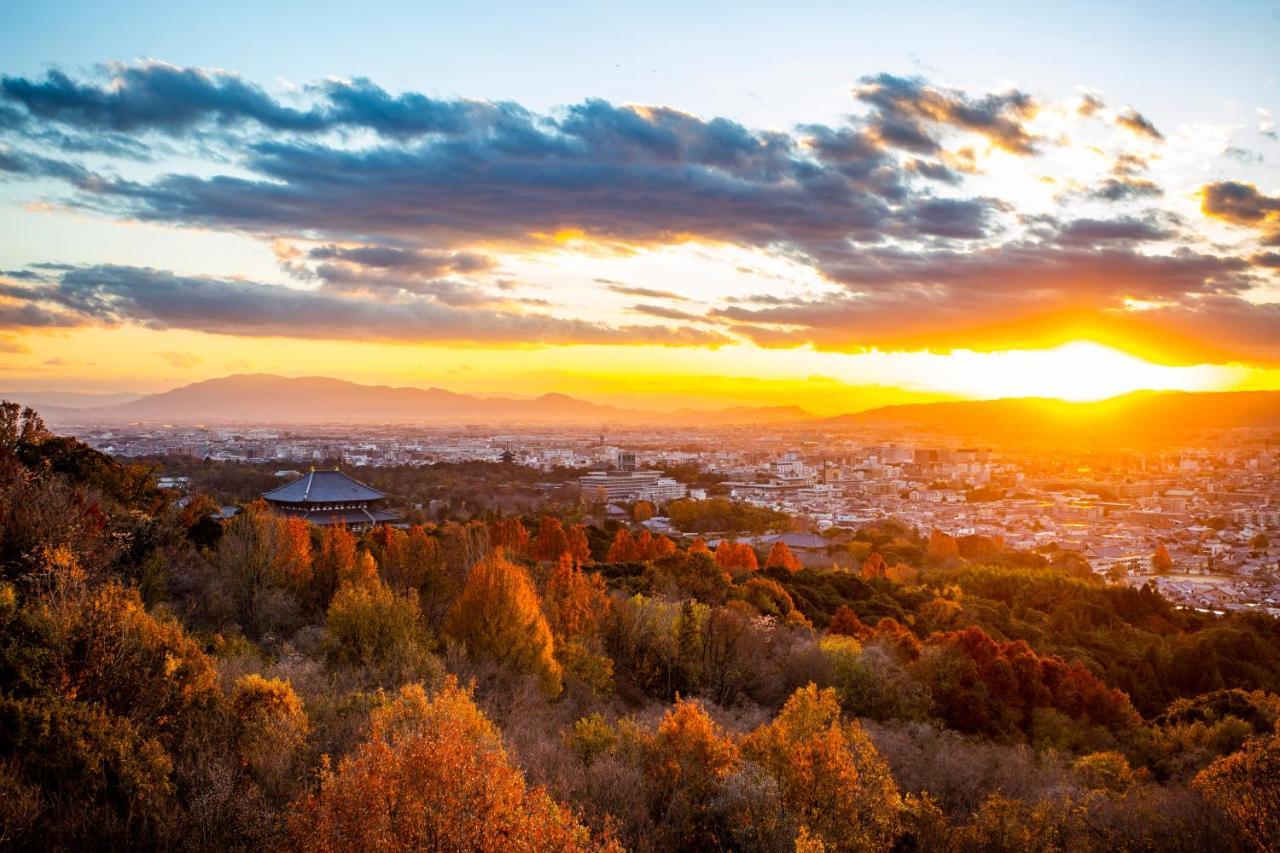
261, 468, 401, 529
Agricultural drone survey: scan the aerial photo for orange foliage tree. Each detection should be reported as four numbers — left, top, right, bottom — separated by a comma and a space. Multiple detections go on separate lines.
1152, 544, 1174, 574
543, 553, 610, 640
531, 516, 571, 563
715, 541, 758, 573
444, 553, 562, 698
312, 524, 357, 610
490, 517, 531, 558
645, 698, 740, 849
925, 529, 960, 564
287, 680, 606, 852
765, 541, 802, 572
688, 537, 712, 556
861, 552, 887, 580
1194, 727, 1280, 850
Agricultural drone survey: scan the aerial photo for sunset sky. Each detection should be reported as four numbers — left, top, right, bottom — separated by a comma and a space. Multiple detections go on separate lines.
2, 0, 1279, 415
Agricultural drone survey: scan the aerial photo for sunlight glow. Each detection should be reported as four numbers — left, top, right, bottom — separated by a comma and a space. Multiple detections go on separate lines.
925, 341, 1241, 402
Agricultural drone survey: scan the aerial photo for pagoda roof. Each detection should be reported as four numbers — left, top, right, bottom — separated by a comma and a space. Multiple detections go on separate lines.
262, 469, 386, 504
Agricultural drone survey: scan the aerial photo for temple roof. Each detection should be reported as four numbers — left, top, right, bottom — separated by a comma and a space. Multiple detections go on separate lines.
262, 469, 386, 504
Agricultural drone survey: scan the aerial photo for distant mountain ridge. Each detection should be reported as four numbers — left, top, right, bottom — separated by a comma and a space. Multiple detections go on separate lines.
821, 390, 1280, 440
30, 373, 814, 425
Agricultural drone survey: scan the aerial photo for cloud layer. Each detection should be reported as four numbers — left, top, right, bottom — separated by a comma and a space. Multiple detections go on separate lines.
0, 61, 1277, 364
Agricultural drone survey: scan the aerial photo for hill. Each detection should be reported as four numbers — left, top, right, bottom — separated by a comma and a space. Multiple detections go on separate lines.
824, 390, 1280, 442
29, 373, 814, 426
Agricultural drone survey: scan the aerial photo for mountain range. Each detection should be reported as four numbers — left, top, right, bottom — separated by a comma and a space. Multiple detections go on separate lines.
10, 374, 1280, 439
20, 374, 813, 426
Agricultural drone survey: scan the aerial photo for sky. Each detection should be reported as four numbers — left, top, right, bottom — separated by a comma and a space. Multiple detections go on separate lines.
1, 0, 1279, 415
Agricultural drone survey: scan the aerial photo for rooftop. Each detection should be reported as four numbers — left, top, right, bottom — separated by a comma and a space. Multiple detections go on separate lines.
262, 468, 386, 504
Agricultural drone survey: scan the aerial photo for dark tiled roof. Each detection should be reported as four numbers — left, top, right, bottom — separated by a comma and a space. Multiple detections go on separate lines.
761, 532, 830, 550
262, 469, 386, 504
279, 507, 401, 526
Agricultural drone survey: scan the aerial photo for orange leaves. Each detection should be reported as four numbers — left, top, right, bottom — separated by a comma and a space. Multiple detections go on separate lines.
531, 516, 571, 563
444, 553, 562, 698
688, 537, 711, 556
765, 541, 801, 572
544, 553, 610, 640
490, 516, 531, 557
862, 552, 887, 580
1152, 544, 1174, 573
924, 529, 960, 565
714, 540, 758, 574
607, 527, 675, 563
287, 679, 605, 852
1194, 728, 1280, 850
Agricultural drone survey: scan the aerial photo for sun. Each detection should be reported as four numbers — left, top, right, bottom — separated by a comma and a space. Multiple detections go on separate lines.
932, 341, 1238, 402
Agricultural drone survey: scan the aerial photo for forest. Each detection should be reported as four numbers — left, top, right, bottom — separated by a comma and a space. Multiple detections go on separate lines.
2, 403, 1278, 852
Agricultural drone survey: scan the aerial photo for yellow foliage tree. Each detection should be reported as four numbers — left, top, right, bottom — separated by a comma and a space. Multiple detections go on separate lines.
741, 684, 900, 851
444, 553, 563, 698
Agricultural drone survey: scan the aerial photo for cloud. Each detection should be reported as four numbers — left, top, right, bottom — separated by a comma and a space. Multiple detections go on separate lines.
1201, 181, 1280, 243
1116, 108, 1164, 141
1, 264, 732, 348
154, 350, 202, 368
600, 282, 692, 302
853, 73, 1040, 155
0, 334, 29, 353
627, 303, 705, 322
1, 62, 1276, 366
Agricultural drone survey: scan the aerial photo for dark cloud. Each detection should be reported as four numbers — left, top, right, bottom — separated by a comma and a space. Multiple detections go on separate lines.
602, 283, 692, 301
307, 244, 496, 276
0, 264, 731, 347
627, 303, 705, 322
1052, 216, 1172, 246
854, 73, 1040, 155
1088, 177, 1163, 202
1202, 181, 1280, 245
1116, 108, 1164, 141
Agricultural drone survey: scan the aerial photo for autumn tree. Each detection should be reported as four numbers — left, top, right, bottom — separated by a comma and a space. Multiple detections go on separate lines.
766, 541, 802, 572
1194, 727, 1280, 850
544, 553, 610, 641
490, 517, 531, 558
632, 500, 656, 522
444, 553, 562, 698
1153, 544, 1174, 574
531, 516, 571, 562
741, 683, 901, 850
861, 552, 887, 580
645, 698, 740, 848
230, 674, 309, 801
287, 680, 605, 852
566, 524, 593, 564
688, 537, 712, 557
608, 528, 638, 563
324, 578, 434, 686
924, 529, 960, 565
715, 541, 758, 574
311, 524, 357, 611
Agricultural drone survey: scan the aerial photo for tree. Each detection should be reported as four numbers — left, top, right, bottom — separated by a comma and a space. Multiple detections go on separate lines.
861, 552, 887, 580
1152, 544, 1174, 574
444, 553, 562, 698
287, 680, 606, 852
925, 530, 960, 565
632, 500, 656, 522
741, 683, 901, 850
608, 528, 638, 563
312, 524, 357, 610
1194, 728, 1280, 850
689, 537, 712, 557
715, 541, 758, 574
544, 553, 609, 640
324, 578, 433, 686
531, 516, 571, 563
766, 541, 802, 572
490, 517, 530, 558
230, 674, 309, 799
645, 698, 740, 849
